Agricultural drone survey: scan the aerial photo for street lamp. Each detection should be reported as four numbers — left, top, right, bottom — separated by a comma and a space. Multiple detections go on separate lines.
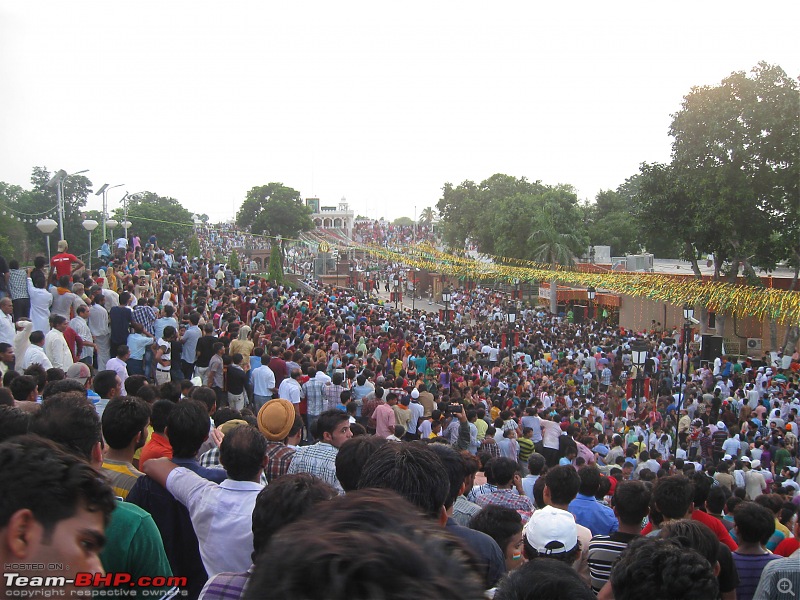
45, 169, 89, 241
36, 218, 58, 263
95, 183, 124, 242
630, 340, 649, 401
392, 278, 400, 310
506, 304, 517, 363
106, 219, 118, 240
587, 285, 596, 320
121, 220, 132, 239
442, 287, 451, 323
82, 219, 99, 271
678, 304, 694, 409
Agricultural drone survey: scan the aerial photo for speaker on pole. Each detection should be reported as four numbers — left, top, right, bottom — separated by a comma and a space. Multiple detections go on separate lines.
700, 335, 724, 362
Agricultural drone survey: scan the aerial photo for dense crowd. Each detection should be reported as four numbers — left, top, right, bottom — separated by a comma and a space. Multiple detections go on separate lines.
0, 228, 799, 600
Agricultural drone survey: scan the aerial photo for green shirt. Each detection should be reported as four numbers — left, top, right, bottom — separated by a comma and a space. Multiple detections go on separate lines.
518, 437, 535, 462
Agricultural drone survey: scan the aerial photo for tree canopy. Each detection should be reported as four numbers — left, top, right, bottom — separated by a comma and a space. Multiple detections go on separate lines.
111, 192, 194, 249
236, 183, 313, 241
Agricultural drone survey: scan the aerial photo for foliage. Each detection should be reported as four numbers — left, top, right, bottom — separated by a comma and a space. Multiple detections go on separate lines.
436, 174, 587, 260
188, 235, 201, 260
392, 216, 414, 227
228, 249, 241, 273
0, 182, 33, 260
236, 183, 313, 242
419, 207, 436, 225
583, 185, 641, 256
111, 192, 194, 250
267, 243, 284, 283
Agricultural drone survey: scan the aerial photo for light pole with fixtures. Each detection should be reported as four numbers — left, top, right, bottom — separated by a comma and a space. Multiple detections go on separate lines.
45, 169, 89, 241
506, 304, 517, 363
442, 287, 451, 323
587, 285, 596, 320
82, 219, 99, 271
630, 340, 648, 402
679, 304, 694, 410
393, 278, 400, 309
36, 218, 58, 263
95, 183, 124, 242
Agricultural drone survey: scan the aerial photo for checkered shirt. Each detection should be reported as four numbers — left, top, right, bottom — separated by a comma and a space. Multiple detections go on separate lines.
286, 442, 343, 494
132, 304, 157, 335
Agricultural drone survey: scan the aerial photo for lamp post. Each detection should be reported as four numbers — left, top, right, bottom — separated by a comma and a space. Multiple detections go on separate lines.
82, 219, 99, 271
587, 285, 596, 320
442, 287, 451, 323
95, 183, 124, 242
506, 304, 517, 364
45, 169, 89, 241
630, 340, 649, 402
36, 218, 58, 263
392, 278, 400, 310
122, 220, 132, 240
106, 219, 118, 241
679, 304, 694, 410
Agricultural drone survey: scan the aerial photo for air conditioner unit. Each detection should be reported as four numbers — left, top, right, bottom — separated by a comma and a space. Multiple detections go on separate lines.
747, 338, 762, 351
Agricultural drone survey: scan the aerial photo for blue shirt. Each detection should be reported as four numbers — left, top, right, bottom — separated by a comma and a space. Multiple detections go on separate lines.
127, 333, 152, 360
568, 493, 619, 536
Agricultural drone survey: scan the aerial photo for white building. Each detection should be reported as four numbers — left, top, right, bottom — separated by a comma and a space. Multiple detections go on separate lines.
308, 197, 354, 238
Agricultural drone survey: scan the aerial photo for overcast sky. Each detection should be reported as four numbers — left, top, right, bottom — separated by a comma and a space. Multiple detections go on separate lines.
1, 2, 797, 225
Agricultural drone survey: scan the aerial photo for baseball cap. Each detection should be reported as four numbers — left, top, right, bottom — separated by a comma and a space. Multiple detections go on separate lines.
66, 362, 91, 384
751, 460, 761, 469
523, 506, 578, 556
741, 456, 751, 463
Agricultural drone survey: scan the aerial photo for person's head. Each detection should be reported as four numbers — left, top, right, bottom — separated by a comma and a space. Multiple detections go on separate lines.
493, 558, 595, 600
190, 386, 217, 415
0, 435, 116, 583
544, 465, 581, 507
28, 394, 102, 464
245, 489, 484, 600
522, 505, 580, 564
734, 501, 777, 545
0, 406, 31, 443
491, 457, 520, 487
250, 474, 337, 561
426, 443, 469, 510
527, 453, 546, 476
49, 314, 68, 331
610, 537, 718, 600
335, 436, 389, 492
219, 424, 268, 481
357, 443, 449, 520
9, 375, 38, 402
652, 475, 694, 520
149, 399, 175, 435
612, 480, 651, 526
470, 505, 524, 572
314, 410, 352, 448
93, 370, 121, 400
659, 519, 719, 572
577, 465, 602, 496
0, 297, 12, 315
101, 397, 151, 451
166, 400, 210, 458
0, 342, 13, 365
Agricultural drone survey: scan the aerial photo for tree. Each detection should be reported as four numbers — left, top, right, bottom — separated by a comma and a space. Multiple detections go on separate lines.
419, 207, 436, 225
228, 249, 241, 273
529, 207, 584, 315
111, 192, 194, 250
585, 186, 641, 256
0, 182, 33, 260
267, 244, 283, 284
236, 183, 313, 242
188, 235, 201, 260
29, 167, 92, 253
392, 217, 414, 227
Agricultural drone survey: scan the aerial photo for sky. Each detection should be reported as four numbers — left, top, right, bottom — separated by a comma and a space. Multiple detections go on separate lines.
1, 1, 798, 226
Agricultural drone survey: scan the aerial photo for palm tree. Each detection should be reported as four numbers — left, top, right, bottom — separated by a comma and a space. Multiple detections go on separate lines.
419, 207, 436, 225
528, 225, 582, 316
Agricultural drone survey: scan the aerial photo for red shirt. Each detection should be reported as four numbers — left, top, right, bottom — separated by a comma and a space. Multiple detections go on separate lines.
139, 432, 172, 467
642, 509, 738, 551
51, 253, 78, 278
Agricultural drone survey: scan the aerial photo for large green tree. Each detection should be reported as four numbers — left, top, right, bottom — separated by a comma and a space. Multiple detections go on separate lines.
584, 185, 641, 256
111, 192, 194, 250
236, 183, 313, 242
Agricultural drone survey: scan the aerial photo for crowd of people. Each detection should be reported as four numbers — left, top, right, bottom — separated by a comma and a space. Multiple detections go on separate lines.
0, 228, 799, 600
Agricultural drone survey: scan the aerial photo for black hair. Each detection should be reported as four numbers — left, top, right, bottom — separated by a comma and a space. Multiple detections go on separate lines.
427, 443, 468, 509
93, 370, 120, 399
494, 558, 595, 600
0, 435, 116, 536
545, 465, 580, 506
150, 399, 175, 434
659, 519, 719, 566
9, 375, 37, 401
705, 485, 729, 514
610, 537, 718, 600
469, 505, 522, 557
578, 465, 602, 496
190, 386, 217, 413
0, 406, 31, 443
42, 378, 88, 400
335, 436, 389, 492
124, 375, 149, 397
527, 453, 546, 475
357, 442, 449, 519
29, 394, 101, 460
245, 489, 484, 600
220, 425, 268, 481
167, 400, 211, 458
101, 397, 151, 450
733, 501, 776, 545
314, 409, 350, 439
490, 457, 519, 486
612, 480, 652, 526
251, 474, 336, 560
652, 475, 694, 519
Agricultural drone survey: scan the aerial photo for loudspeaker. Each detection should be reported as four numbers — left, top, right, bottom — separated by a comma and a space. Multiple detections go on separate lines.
701, 335, 724, 362
708, 312, 716, 329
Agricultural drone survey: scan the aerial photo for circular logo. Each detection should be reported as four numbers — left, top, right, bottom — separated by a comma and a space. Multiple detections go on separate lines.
318, 242, 330, 253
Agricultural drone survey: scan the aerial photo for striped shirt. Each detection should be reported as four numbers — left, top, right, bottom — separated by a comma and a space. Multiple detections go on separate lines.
587, 532, 639, 593
102, 459, 144, 500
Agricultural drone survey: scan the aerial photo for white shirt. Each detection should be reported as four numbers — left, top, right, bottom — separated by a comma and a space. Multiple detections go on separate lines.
106, 358, 129, 395
44, 329, 74, 370
251, 364, 276, 397
0, 312, 14, 346
278, 377, 302, 405
166, 468, 263, 577
20, 344, 53, 371
88, 304, 110, 337
70, 316, 94, 361
27, 278, 52, 333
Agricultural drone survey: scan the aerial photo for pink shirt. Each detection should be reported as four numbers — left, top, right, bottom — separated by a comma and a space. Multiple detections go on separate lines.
374, 403, 396, 438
